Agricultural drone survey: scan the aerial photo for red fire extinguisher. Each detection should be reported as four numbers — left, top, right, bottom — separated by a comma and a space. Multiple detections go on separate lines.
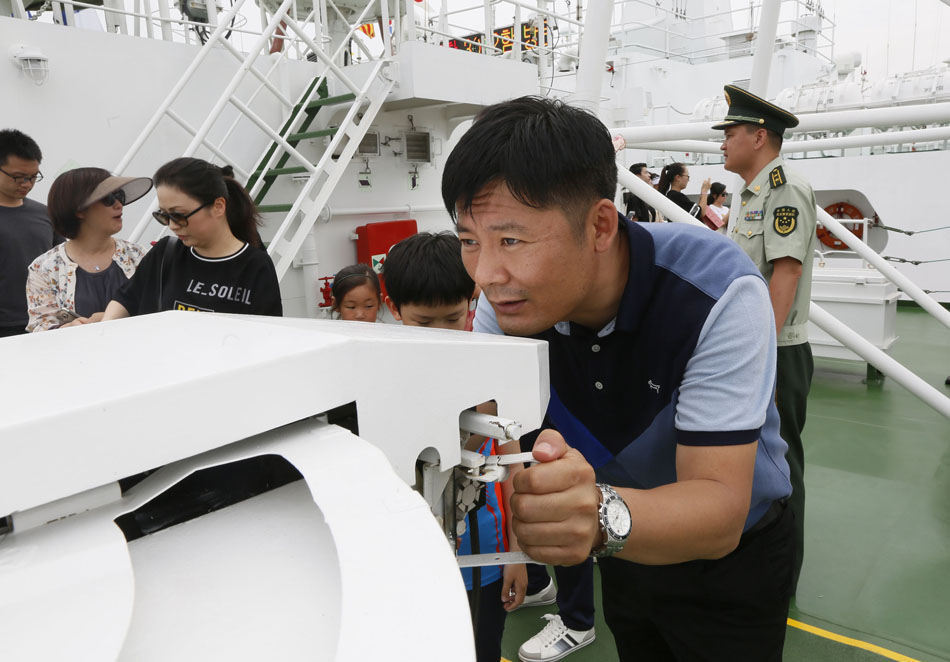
317, 276, 334, 308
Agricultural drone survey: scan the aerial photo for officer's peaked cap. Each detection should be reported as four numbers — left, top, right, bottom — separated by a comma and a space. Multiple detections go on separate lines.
712, 84, 799, 135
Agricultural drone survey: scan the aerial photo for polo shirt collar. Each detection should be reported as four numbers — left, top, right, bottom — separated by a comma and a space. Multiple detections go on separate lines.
551, 215, 655, 338
741, 155, 785, 198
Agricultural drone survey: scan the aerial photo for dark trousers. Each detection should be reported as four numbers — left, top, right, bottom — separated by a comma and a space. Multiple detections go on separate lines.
467, 578, 508, 662
599, 503, 794, 662
526, 558, 595, 631
776, 342, 813, 593
0, 325, 27, 338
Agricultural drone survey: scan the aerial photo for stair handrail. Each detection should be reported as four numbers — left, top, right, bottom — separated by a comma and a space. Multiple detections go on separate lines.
265, 57, 396, 279
113, 0, 253, 177
244, 0, 389, 202
125, 0, 303, 244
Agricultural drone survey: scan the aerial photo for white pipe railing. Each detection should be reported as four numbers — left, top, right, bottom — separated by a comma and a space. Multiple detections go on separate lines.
617, 164, 705, 228
628, 126, 950, 155
326, 204, 445, 220
614, 102, 950, 145
815, 209, 950, 330
781, 127, 950, 153
228, 97, 317, 176
178, 0, 295, 155
809, 305, 950, 420
497, 0, 584, 27
164, 109, 249, 179
218, 39, 292, 109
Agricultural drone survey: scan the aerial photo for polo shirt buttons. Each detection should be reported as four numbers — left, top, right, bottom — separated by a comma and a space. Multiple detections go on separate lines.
594, 381, 604, 390
591, 344, 601, 353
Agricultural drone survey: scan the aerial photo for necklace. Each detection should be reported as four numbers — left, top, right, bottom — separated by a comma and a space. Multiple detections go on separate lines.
94, 265, 101, 271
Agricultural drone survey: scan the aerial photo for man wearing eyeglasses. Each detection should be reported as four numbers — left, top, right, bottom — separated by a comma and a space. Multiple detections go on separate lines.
0, 129, 60, 337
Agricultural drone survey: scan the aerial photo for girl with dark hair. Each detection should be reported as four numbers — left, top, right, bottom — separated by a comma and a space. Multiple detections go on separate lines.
101, 157, 281, 320
331, 263, 381, 322
26, 167, 152, 331
657, 162, 711, 221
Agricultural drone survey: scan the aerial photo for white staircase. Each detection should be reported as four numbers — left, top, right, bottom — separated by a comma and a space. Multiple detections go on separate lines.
115, 0, 397, 282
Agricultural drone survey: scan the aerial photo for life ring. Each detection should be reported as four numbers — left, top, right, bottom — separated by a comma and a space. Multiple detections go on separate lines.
818, 202, 864, 249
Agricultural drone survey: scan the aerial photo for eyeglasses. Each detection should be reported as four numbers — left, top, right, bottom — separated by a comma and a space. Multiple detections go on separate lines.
0, 167, 43, 185
100, 189, 127, 207
152, 202, 210, 227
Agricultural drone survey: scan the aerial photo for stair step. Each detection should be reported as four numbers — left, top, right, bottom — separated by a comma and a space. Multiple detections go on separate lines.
305, 93, 357, 111
258, 204, 293, 213
288, 127, 338, 141
247, 76, 328, 201
255, 165, 310, 177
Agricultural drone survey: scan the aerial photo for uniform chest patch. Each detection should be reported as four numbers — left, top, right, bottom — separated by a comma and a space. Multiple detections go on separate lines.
773, 206, 798, 236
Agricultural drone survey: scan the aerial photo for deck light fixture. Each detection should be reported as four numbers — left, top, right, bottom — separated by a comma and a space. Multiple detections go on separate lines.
9, 45, 49, 86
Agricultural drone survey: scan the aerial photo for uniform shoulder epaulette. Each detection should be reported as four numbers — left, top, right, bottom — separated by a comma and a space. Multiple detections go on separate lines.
769, 165, 786, 189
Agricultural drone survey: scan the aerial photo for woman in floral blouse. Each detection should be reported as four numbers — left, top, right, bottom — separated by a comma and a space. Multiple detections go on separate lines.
26, 168, 152, 331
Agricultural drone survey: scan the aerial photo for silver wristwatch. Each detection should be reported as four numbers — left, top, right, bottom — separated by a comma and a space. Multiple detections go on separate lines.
591, 483, 632, 558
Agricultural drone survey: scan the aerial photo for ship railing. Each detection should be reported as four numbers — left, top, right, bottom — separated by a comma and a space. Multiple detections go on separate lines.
406, 0, 583, 71
615, 139, 950, 421
13, 0, 386, 63
604, 0, 836, 66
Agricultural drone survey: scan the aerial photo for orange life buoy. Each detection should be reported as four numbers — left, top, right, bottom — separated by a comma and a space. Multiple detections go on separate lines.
818, 202, 864, 249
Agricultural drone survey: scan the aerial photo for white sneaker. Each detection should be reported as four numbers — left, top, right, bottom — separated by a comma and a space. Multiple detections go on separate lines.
514, 577, 558, 610
518, 614, 595, 662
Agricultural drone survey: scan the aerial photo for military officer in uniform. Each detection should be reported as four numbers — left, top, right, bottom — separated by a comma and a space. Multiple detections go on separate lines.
714, 85, 816, 594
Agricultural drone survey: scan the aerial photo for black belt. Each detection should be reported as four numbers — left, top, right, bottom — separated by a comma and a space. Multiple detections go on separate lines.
744, 498, 787, 537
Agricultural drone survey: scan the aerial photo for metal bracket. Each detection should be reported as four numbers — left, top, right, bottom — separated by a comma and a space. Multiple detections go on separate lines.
459, 450, 537, 483
458, 411, 523, 442
457, 551, 535, 568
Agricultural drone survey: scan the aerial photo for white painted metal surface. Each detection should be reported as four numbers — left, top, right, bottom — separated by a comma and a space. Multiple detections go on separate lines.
748, 0, 781, 96
0, 313, 548, 660
571, 0, 613, 116
0, 312, 546, 515
808, 267, 900, 361
117, 420, 471, 661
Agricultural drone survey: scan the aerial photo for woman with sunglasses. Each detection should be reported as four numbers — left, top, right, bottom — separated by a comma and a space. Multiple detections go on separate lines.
102, 157, 281, 320
26, 168, 152, 331
704, 182, 730, 233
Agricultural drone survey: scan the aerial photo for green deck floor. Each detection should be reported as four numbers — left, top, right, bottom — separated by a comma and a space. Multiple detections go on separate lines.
501, 305, 950, 662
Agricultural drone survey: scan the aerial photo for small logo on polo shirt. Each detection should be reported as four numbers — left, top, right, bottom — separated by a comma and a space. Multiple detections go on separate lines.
647, 380, 661, 394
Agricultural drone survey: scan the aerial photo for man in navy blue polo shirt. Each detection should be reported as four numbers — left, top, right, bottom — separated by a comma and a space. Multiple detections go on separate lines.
443, 97, 794, 662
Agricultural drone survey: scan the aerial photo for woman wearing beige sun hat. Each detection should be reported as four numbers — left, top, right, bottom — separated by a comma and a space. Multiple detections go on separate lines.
26, 167, 152, 331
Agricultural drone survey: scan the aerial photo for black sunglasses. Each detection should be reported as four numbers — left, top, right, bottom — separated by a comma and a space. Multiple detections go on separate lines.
100, 189, 127, 207
152, 202, 210, 227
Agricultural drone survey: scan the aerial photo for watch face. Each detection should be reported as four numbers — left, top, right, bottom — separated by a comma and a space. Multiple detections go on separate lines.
606, 499, 631, 538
